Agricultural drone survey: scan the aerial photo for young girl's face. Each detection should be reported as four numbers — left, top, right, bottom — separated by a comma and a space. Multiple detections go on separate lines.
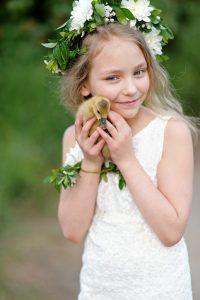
81, 37, 150, 122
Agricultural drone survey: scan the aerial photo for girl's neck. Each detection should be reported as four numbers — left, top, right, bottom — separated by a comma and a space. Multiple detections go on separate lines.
127, 106, 157, 136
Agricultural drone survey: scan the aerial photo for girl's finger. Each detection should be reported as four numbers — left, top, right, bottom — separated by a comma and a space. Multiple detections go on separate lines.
87, 129, 101, 146
81, 117, 97, 140
92, 137, 106, 153
97, 126, 113, 145
108, 111, 127, 131
105, 120, 118, 138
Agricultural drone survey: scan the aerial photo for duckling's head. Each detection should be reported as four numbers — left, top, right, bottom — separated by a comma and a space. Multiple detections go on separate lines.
93, 96, 110, 129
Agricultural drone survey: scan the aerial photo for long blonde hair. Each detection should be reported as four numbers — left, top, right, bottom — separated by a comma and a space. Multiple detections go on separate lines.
60, 23, 199, 139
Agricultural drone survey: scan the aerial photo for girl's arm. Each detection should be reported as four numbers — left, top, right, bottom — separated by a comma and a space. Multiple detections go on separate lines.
58, 114, 105, 244
97, 112, 194, 247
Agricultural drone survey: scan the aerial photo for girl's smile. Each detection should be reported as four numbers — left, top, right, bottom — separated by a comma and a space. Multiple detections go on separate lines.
81, 37, 150, 124
115, 98, 140, 107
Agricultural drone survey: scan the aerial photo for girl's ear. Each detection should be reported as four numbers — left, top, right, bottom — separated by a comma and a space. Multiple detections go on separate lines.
80, 81, 91, 97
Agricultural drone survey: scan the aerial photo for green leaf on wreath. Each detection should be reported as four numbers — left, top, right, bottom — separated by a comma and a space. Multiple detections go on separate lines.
95, 4, 105, 17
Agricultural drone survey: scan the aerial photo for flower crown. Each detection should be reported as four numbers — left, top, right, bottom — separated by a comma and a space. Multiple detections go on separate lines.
42, 0, 174, 75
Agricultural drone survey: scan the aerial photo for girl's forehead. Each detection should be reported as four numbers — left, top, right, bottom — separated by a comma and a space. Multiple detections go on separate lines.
90, 37, 146, 71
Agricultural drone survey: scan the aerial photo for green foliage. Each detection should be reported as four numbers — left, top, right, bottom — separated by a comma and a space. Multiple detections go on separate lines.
100, 161, 126, 190
46, 160, 126, 192
45, 162, 82, 192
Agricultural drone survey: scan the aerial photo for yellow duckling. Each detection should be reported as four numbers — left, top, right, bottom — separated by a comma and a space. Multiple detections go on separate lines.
78, 95, 111, 159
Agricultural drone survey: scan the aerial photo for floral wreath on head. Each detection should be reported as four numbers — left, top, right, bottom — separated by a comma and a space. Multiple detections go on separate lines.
42, 0, 174, 75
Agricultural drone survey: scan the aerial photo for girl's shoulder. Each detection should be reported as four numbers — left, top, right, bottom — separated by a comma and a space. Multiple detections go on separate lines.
62, 125, 76, 164
165, 117, 192, 142
163, 117, 193, 159
141, 107, 193, 154
142, 107, 192, 141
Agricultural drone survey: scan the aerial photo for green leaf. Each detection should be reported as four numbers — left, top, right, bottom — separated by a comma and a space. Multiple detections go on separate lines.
54, 182, 61, 192
43, 176, 52, 184
60, 41, 69, 63
101, 172, 108, 182
118, 176, 126, 190
90, 22, 97, 29
56, 19, 71, 30
59, 31, 68, 38
63, 176, 70, 187
45, 59, 59, 73
41, 42, 57, 49
116, 11, 128, 25
120, 8, 135, 20
53, 46, 62, 65
58, 177, 64, 185
151, 9, 162, 17
53, 41, 69, 69
93, 11, 104, 25
69, 50, 78, 59
151, 17, 160, 25
95, 4, 105, 17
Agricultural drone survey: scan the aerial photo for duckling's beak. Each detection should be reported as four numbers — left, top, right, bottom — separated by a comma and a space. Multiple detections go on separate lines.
99, 118, 107, 129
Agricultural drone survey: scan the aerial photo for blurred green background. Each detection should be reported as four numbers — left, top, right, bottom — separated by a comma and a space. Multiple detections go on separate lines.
0, 1, 199, 299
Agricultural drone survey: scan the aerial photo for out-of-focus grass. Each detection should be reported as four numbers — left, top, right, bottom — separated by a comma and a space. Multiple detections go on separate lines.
0, 25, 74, 228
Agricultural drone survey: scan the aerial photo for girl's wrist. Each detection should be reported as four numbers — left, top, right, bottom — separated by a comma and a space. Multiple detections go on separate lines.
81, 158, 103, 172
116, 156, 137, 172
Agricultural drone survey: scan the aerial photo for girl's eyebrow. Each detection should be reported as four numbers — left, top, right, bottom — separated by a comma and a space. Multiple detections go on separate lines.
135, 62, 148, 69
100, 62, 147, 75
100, 69, 121, 76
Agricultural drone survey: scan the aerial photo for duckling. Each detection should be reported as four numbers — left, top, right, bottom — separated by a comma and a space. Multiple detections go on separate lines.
77, 95, 111, 159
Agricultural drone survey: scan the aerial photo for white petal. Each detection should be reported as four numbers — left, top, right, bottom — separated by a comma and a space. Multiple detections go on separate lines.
143, 27, 163, 56
70, 0, 93, 31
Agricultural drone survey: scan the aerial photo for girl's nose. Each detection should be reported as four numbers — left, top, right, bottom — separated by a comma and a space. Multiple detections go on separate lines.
123, 78, 137, 96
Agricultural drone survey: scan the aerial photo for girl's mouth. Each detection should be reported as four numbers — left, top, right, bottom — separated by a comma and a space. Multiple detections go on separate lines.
116, 99, 139, 106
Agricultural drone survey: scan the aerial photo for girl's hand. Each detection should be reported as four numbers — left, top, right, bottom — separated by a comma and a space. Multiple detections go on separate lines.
75, 111, 105, 167
97, 111, 135, 167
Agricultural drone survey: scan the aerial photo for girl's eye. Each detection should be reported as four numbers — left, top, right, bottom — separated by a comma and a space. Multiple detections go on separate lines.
134, 69, 147, 77
105, 75, 119, 81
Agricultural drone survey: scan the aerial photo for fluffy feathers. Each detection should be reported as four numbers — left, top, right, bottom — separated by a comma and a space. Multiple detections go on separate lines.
77, 96, 110, 159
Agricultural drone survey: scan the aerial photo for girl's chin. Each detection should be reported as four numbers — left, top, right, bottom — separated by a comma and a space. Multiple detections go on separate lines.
110, 107, 141, 119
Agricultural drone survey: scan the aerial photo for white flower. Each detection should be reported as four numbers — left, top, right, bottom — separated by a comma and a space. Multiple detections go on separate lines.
103, 4, 116, 23
104, 160, 111, 168
64, 142, 84, 166
129, 20, 137, 27
146, 22, 152, 30
70, 0, 93, 31
143, 27, 162, 56
121, 0, 154, 22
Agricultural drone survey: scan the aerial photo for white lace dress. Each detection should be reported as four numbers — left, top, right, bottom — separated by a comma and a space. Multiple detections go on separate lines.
64, 116, 193, 300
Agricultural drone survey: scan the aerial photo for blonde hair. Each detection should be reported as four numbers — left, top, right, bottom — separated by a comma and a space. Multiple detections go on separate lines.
60, 23, 199, 139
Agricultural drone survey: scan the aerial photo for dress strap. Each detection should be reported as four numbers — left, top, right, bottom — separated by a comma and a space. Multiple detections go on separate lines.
153, 115, 172, 162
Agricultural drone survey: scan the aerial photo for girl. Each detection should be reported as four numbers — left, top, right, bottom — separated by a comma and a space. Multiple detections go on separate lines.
54, 5, 197, 300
